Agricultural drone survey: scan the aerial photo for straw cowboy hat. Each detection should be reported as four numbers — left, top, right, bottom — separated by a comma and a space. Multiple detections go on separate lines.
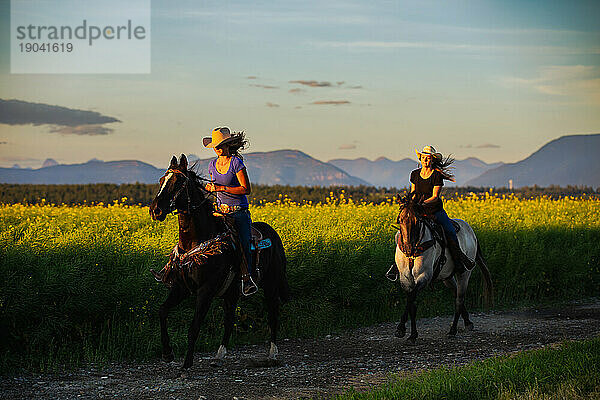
415, 145, 442, 160
203, 127, 237, 148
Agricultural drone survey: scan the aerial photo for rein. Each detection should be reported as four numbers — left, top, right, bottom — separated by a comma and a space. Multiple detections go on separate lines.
394, 212, 447, 282
162, 168, 216, 216
395, 219, 435, 259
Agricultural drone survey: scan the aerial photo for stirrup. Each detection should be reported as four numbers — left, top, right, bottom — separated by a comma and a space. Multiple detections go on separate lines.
385, 264, 399, 282
241, 275, 258, 296
150, 269, 163, 282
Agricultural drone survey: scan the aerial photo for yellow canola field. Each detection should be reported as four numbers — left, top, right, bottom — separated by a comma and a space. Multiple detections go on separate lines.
1, 195, 598, 255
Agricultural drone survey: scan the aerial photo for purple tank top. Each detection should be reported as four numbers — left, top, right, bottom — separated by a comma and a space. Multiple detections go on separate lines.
208, 156, 249, 207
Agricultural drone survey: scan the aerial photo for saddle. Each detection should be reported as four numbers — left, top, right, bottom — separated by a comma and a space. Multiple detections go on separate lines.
214, 212, 272, 282
420, 215, 475, 281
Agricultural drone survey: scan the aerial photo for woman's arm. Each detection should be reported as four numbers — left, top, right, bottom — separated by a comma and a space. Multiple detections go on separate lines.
207, 168, 251, 195
422, 185, 441, 203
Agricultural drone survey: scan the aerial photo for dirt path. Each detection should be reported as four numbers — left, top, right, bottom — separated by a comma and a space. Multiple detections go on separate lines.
2, 300, 599, 400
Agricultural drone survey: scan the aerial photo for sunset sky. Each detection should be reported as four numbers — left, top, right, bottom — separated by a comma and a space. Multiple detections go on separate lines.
1, 0, 599, 169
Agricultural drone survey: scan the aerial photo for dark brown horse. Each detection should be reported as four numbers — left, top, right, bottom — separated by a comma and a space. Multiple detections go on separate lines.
149, 154, 290, 372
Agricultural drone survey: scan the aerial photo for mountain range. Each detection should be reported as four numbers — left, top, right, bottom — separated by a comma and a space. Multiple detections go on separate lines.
0, 150, 368, 186
465, 134, 600, 188
328, 157, 503, 187
1, 134, 598, 188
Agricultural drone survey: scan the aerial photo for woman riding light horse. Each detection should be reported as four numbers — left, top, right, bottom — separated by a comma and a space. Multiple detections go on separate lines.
149, 154, 290, 373
388, 146, 493, 343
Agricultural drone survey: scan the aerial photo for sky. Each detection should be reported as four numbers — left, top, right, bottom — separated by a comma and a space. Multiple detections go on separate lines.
0, 0, 599, 169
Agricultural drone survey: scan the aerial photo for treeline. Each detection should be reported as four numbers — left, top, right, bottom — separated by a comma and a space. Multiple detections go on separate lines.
0, 183, 597, 206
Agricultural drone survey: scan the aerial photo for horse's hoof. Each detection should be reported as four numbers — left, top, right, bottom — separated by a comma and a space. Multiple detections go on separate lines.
406, 336, 417, 345
210, 358, 223, 368
162, 351, 175, 363
447, 329, 457, 337
395, 328, 406, 338
179, 369, 189, 379
465, 322, 474, 331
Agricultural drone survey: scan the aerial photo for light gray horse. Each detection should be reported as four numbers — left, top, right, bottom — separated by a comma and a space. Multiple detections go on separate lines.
387, 194, 493, 343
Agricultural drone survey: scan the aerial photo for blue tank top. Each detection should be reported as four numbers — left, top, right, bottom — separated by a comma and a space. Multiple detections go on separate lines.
208, 156, 249, 207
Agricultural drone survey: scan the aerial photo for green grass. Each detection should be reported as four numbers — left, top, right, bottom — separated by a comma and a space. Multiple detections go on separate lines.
337, 337, 600, 400
0, 198, 599, 372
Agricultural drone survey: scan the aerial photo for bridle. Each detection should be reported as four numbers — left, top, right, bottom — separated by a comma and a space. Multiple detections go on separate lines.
395, 209, 436, 260
160, 168, 216, 215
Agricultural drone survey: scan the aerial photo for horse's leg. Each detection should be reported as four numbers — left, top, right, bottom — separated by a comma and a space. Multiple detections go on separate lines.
213, 285, 239, 364
264, 278, 280, 359
159, 285, 188, 362
395, 301, 409, 338
406, 281, 426, 344
444, 277, 461, 337
456, 272, 474, 331
182, 288, 215, 370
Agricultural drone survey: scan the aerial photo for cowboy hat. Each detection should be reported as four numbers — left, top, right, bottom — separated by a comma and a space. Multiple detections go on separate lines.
415, 145, 442, 160
203, 127, 236, 148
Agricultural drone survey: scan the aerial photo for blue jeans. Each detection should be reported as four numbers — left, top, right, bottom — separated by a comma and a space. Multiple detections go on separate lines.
433, 209, 458, 243
231, 209, 253, 275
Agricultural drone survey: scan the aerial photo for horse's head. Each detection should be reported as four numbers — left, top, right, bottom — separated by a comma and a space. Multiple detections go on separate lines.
150, 154, 199, 221
395, 192, 424, 257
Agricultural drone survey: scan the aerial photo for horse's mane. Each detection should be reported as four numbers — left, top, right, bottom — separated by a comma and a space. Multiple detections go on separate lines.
186, 167, 206, 190
397, 192, 424, 222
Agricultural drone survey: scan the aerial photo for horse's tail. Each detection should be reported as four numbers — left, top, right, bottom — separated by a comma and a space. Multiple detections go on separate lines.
271, 229, 291, 304
253, 221, 291, 304
476, 241, 494, 308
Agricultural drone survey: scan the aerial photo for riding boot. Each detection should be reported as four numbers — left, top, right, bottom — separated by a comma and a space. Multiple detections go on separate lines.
240, 252, 258, 296
447, 238, 474, 273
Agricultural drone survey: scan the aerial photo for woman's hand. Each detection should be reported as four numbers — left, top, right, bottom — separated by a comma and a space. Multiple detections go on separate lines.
206, 183, 224, 192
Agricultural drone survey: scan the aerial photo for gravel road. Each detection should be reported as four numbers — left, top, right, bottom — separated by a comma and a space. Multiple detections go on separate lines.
2, 300, 599, 400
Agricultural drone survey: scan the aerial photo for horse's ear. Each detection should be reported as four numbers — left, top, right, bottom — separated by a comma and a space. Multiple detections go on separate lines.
170, 156, 178, 168
179, 154, 188, 170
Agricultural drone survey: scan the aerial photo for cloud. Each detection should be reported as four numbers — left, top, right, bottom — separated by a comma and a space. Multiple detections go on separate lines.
246, 76, 258, 79
49, 124, 114, 136
290, 80, 332, 87
338, 144, 356, 150
503, 65, 600, 104
311, 100, 351, 105
0, 99, 121, 127
0, 141, 7, 145
336, 81, 345, 86
289, 88, 304, 93
266, 102, 279, 108
251, 84, 278, 89
348, 85, 363, 89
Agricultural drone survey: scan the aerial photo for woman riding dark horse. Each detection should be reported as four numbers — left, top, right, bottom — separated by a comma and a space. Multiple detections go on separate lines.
203, 127, 258, 296
149, 154, 289, 372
